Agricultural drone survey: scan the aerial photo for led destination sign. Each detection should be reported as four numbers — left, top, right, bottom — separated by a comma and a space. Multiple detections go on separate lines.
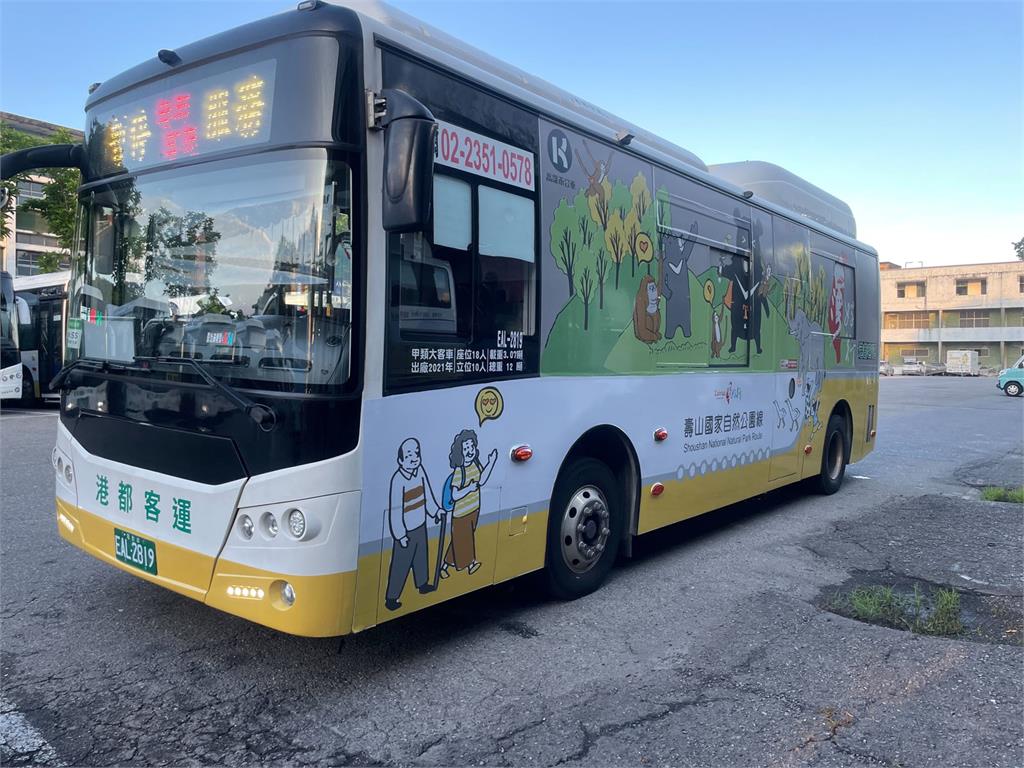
90, 59, 277, 174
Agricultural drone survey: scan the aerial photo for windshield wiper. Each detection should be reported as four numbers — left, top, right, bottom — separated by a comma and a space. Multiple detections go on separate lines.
137, 356, 276, 431
50, 358, 153, 391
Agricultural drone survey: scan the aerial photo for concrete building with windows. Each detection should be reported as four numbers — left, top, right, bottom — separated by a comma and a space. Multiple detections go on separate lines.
0, 112, 84, 277
880, 261, 1024, 370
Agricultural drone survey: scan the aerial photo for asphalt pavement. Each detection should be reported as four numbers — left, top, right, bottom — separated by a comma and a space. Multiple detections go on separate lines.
1, 378, 1022, 767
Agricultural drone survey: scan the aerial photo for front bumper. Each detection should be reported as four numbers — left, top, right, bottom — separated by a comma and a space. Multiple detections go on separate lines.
57, 500, 356, 637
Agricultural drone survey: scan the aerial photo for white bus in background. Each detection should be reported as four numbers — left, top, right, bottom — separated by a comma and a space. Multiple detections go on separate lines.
11, 270, 71, 403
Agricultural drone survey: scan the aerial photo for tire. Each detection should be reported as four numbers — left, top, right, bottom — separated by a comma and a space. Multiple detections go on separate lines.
1005, 382, 1023, 397
544, 457, 624, 600
811, 414, 848, 495
18, 368, 36, 407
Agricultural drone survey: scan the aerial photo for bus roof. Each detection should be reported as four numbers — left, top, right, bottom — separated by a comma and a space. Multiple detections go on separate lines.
81, 0, 874, 254
13, 270, 70, 292
352, 1, 870, 251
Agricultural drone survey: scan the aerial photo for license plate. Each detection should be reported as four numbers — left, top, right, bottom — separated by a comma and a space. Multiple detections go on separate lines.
114, 528, 158, 576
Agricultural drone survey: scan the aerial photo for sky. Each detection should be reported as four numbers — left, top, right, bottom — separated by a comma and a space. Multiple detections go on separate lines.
1, 0, 1021, 266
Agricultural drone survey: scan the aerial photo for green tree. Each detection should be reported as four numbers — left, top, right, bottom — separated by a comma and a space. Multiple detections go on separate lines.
1014, 236, 1023, 261
0, 125, 43, 240
1, 126, 82, 269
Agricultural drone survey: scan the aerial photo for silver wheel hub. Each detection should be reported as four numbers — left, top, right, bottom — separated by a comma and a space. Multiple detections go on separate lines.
560, 485, 611, 574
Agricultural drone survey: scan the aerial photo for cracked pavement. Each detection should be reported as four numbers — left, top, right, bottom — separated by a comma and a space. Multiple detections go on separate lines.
2, 378, 1022, 766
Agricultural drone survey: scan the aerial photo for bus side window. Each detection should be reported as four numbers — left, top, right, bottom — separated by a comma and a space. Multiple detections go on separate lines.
477, 185, 535, 338
386, 172, 539, 391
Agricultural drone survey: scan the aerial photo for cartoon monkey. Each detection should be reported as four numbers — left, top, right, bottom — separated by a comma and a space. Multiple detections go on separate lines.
710, 308, 724, 358
575, 141, 613, 209
633, 275, 662, 344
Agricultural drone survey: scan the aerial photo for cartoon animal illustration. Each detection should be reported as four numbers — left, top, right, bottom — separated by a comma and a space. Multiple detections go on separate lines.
827, 266, 846, 363
385, 438, 444, 611
662, 222, 698, 339
748, 259, 772, 355
788, 309, 826, 428
773, 399, 787, 429
804, 372, 822, 430
575, 141, 613, 209
440, 429, 498, 579
786, 399, 801, 431
633, 275, 662, 344
710, 308, 724, 358
719, 253, 753, 353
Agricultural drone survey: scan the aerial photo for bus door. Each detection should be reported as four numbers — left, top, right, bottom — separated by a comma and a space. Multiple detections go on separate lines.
38, 296, 64, 398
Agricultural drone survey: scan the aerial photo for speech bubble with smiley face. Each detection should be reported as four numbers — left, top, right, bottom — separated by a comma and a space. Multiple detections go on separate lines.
474, 386, 504, 426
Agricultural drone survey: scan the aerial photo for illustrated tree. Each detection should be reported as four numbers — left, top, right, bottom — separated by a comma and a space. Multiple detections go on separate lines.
595, 249, 608, 309
587, 178, 612, 232
551, 198, 580, 297
578, 266, 594, 331
624, 173, 654, 277
605, 210, 628, 290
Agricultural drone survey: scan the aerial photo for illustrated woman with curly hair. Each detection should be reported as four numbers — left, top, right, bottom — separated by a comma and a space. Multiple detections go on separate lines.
441, 429, 497, 577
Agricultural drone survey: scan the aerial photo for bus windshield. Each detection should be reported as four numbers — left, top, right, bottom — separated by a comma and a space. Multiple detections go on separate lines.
67, 148, 354, 393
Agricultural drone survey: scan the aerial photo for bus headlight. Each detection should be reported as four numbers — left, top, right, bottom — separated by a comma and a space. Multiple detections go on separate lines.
286, 509, 305, 539
64, 463, 74, 484
282, 582, 296, 606
261, 511, 279, 538
238, 514, 254, 540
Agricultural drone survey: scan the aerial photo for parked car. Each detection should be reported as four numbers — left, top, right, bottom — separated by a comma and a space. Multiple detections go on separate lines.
922, 362, 946, 376
900, 361, 925, 375
997, 354, 1024, 397
879, 361, 894, 376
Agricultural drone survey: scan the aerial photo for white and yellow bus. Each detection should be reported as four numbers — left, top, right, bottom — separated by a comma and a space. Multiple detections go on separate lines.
3, 1, 879, 637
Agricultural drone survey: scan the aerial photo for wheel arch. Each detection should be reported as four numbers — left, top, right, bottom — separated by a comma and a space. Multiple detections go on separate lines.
830, 398, 853, 454
553, 424, 641, 557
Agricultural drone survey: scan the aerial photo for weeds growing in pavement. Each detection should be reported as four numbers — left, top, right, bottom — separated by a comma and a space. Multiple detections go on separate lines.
832, 584, 963, 637
981, 486, 1024, 503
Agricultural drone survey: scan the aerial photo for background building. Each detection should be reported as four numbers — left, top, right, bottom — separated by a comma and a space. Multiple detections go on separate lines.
881, 261, 1024, 369
0, 112, 84, 277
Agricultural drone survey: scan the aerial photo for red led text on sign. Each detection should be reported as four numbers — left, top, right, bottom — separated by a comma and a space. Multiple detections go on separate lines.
157, 93, 198, 160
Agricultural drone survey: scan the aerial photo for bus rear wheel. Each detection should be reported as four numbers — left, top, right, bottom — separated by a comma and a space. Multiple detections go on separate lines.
544, 457, 623, 600
812, 414, 848, 495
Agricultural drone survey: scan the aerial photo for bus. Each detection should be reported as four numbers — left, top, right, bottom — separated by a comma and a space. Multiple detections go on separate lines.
2, 1, 879, 637
0, 271, 25, 399
11, 270, 70, 404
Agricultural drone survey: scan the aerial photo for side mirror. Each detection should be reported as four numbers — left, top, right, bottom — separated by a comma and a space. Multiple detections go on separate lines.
381, 89, 436, 234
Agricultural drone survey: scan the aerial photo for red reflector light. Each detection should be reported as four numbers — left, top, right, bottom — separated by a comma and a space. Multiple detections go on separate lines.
803, 444, 813, 455
511, 445, 533, 462
869, 429, 877, 438
653, 428, 668, 442
651, 482, 665, 496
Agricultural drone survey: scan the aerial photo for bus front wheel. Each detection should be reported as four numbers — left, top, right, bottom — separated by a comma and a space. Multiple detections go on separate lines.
19, 368, 36, 406
544, 457, 623, 600
812, 414, 848, 495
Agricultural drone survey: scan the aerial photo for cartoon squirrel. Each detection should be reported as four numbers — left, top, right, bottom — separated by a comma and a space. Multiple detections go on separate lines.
710, 308, 724, 358
633, 275, 661, 344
